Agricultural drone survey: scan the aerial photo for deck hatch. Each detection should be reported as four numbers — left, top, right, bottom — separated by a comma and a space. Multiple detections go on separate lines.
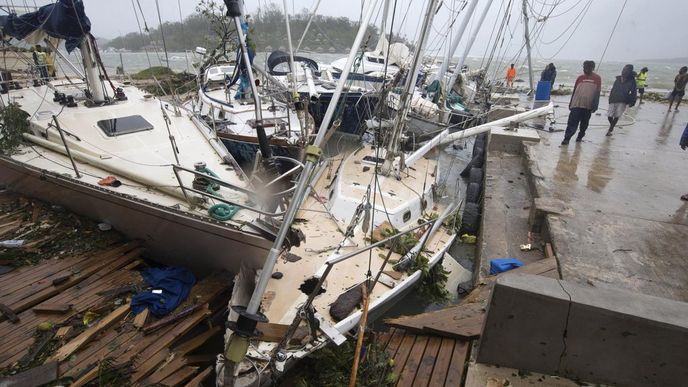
97, 115, 154, 137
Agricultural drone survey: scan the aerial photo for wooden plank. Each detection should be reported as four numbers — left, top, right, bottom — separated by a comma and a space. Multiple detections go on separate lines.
412, 335, 443, 387
0, 361, 57, 386
0, 303, 19, 323
386, 303, 484, 334
173, 326, 221, 355
55, 326, 72, 339
143, 304, 202, 335
507, 257, 557, 276
50, 303, 130, 361
444, 340, 470, 387
384, 329, 405, 356
133, 308, 150, 329
390, 334, 416, 382
161, 366, 200, 387
396, 335, 429, 387
422, 314, 485, 340
184, 366, 213, 387
146, 355, 188, 385
69, 365, 98, 387
427, 338, 456, 387
32, 303, 72, 313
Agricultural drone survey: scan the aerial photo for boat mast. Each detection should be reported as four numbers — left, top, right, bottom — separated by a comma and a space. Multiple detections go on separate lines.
522, 0, 534, 93
383, 0, 439, 174
282, 0, 297, 92
294, 0, 321, 53
450, 0, 495, 87
79, 38, 105, 103
223, 0, 381, 362
377, 0, 390, 51
434, 0, 480, 85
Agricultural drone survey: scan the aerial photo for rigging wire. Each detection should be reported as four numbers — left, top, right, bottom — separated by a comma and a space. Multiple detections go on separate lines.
597, 0, 628, 69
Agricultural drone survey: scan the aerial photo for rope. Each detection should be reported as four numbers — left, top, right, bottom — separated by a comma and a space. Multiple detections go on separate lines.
208, 203, 240, 221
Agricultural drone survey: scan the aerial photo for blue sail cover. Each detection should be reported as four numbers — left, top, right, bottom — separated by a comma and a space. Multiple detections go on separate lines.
0, 0, 90, 52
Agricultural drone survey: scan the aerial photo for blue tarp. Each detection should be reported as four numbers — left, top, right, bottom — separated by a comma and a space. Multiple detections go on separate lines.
489, 258, 524, 275
0, 0, 91, 52
131, 267, 196, 317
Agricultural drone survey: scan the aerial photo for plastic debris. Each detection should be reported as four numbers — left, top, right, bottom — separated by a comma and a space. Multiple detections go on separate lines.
0, 240, 24, 248
520, 243, 534, 251
489, 258, 524, 274
83, 311, 98, 326
98, 175, 122, 187
97, 223, 112, 231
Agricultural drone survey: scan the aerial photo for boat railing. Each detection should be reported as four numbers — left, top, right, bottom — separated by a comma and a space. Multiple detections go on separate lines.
172, 162, 302, 218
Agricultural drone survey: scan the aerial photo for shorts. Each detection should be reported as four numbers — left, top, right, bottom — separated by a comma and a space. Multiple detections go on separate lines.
638, 87, 645, 94
607, 102, 627, 118
670, 88, 685, 99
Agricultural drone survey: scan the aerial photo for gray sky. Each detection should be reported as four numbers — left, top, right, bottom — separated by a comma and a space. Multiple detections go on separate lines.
25, 0, 688, 62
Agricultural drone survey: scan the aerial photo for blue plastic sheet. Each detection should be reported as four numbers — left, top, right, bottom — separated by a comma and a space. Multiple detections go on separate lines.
489, 258, 524, 275
0, 0, 91, 52
131, 267, 196, 317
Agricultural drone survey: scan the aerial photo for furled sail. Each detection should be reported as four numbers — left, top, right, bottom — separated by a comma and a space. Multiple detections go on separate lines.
0, 0, 90, 52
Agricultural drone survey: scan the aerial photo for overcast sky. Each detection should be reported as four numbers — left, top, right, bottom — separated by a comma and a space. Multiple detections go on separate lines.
22, 0, 688, 62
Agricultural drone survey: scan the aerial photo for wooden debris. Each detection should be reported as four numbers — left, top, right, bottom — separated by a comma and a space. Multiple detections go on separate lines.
173, 326, 221, 355
55, 326, 72, 339
0, 303, 19, 323
97, 285, 138, 300
383, 270, 403, 280
133, 308, 150, 329
256, 322, 309, 344
51, 274, 71, 286
0, 361, 57, 387
185, 366, 213, 387
51, 303, 130, 361
32, 303, 72, 314
142, 304, 202, 335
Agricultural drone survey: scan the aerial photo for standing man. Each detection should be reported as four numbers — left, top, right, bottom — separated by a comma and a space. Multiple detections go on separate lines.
562, 60, 602, 145
606, 64, 637, 136
668, 66, 688, 112
505, 64, 516, 89
636, 67, 648, 104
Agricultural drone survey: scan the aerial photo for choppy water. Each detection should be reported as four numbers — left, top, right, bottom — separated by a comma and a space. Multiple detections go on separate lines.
94, 50, 681, 91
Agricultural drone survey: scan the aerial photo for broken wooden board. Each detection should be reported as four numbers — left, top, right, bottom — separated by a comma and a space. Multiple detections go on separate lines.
50, 303, 130, 361
0, 361, 57, 387
32, 303, 72, 313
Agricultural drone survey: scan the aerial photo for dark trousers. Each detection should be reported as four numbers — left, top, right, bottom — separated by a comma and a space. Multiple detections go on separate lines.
564, 107, 592, 141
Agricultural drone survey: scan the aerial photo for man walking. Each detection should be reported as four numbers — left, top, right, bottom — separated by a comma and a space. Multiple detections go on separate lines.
668, 66, 688, 112
562, 60, 602, 145
505, 64, 516, 88
606, 64, 637, 136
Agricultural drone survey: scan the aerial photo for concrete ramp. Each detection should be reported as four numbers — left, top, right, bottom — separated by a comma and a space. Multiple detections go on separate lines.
478, 273, 688, 387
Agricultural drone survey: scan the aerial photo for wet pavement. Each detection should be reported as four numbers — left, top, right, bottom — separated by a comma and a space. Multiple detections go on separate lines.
527, 98, 688, 302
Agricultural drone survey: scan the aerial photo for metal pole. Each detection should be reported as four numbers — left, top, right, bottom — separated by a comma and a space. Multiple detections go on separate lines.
52, 116, 81, 179
233, 15, 272, 159
45, 39, 84, 79
522, 0, 534, 94
384, 0, 439, 168
295, 0, 322, 53
448, 0, 494, 92
154, 0, 170, 68
282, 0, 298, 92
435, 0, 480, 85
244, 0, 381, 316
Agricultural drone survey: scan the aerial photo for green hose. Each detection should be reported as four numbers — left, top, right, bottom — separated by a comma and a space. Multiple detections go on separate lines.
208, 203, 240, 221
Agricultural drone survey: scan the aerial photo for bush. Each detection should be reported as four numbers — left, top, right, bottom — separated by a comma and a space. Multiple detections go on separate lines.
0, 103, 30, 155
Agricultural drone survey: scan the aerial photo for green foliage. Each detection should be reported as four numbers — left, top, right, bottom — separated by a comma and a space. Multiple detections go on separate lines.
290, 340, 394, 387
105, 2, 410, 53
130, 66, 176, 80
380, 227, 418, 255
409, 254, 451, 303
0, 103, 29, 155
442, 208, 462, 235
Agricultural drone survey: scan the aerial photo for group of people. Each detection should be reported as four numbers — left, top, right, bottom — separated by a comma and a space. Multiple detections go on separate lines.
561, 62, 688, 145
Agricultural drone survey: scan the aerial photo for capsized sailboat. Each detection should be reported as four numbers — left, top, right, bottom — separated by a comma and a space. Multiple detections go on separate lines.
0, 0, 301, 273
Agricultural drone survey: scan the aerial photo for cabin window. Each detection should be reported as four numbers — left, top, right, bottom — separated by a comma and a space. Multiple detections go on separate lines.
362, 155, 385, 165
97, 115, 154, 137
403, 210, 411, 222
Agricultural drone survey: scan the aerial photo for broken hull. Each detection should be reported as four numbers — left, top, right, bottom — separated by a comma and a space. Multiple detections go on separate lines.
0, 156, 273, 275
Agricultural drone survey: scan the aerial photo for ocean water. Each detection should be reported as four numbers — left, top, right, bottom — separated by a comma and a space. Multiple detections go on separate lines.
94, 50, 681, 92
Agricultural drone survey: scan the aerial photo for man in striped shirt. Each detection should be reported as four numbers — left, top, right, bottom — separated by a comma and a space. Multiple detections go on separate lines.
562, 60, 602, 145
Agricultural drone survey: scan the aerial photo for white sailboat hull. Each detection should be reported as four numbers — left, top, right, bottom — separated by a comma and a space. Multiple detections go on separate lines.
0, 156, 273, 275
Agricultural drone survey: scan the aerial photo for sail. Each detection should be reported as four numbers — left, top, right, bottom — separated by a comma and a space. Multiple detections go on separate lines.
0, 0, 91, 52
